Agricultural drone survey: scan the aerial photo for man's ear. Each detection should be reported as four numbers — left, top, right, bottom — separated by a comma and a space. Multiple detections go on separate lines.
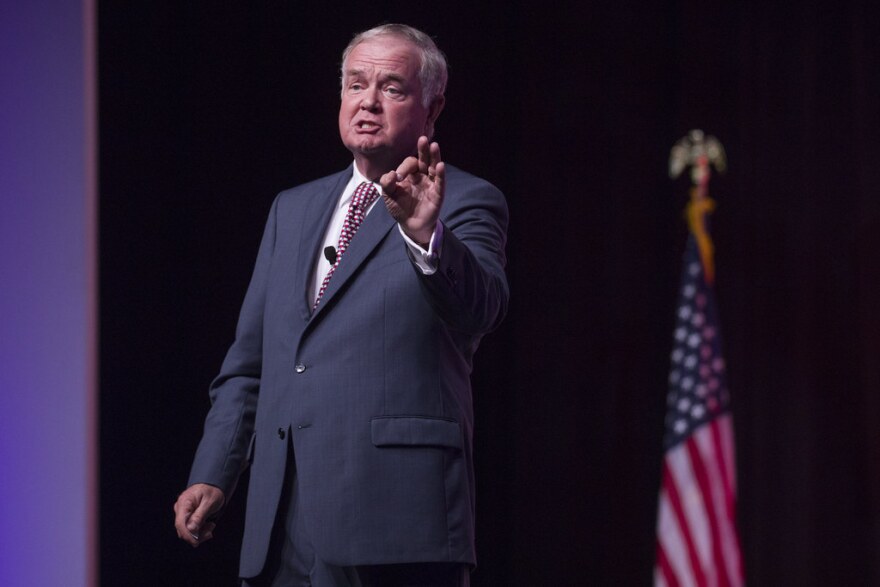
424, 95, 446, 139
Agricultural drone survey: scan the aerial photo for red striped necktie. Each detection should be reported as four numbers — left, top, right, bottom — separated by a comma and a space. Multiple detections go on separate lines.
313, 181, 380, 310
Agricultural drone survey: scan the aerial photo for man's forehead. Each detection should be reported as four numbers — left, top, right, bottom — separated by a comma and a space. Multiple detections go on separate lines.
344, 37, 421, 75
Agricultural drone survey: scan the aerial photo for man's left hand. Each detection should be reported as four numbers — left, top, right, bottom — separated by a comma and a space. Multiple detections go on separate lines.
380, 136, 445, 247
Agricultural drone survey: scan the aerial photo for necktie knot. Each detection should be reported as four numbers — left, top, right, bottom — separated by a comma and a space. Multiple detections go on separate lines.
352, 181, 379, 212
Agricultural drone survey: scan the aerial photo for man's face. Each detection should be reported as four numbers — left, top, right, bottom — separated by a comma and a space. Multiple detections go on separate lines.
338, 36, 442, 177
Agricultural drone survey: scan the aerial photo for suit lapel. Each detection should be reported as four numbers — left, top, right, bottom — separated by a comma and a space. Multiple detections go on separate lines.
293, 169, 352, 321
310, 199, 396, 321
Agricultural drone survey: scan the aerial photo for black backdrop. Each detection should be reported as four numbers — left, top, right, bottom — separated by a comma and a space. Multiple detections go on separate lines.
99, 1, 880, 585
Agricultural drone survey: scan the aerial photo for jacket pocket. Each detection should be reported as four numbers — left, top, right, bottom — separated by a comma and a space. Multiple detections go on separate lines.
370, 416, 462, 450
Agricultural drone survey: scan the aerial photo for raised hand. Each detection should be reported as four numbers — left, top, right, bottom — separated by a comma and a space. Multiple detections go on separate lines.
379, 136, 445, 247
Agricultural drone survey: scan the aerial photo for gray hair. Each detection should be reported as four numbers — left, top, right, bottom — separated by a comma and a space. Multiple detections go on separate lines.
340, 24, 448, 108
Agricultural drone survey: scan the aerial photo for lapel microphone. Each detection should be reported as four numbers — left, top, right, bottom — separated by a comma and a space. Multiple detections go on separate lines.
324, 246, 338, 265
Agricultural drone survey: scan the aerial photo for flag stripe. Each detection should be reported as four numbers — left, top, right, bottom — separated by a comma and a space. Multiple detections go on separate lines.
686, 432, 729, 587
657, 491, 697, 587
656, 540, 681, 587
701, 417, 743, 585
668, 447, 715, 584
663, 459, 708, 587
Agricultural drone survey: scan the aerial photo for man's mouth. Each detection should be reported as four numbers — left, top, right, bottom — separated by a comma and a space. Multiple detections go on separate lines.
356, 121, 380, 131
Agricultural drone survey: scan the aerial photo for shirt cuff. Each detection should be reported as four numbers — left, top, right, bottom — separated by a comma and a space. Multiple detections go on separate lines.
398, 221, 444, 275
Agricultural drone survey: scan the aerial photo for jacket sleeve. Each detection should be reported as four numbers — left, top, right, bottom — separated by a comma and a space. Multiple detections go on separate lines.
414, 173, 509, 336
186, 196, 279, 497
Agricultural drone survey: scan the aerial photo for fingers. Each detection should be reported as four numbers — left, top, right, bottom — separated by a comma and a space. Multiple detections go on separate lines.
379, 138, 443, 203
396, 156, 421, 182
433, 161, 446, 195
379, 156, 418, 201
174, 492, 200, 547
378, 172, 393, 195
428, 140, 442, 174
173, 483, 224, 548
199, 521, 217, 543
378, 168, 402, 198
417, 137, 443, 181
187, 498, 213, 535
385, 139, 442, 186
417, 136, 431, 173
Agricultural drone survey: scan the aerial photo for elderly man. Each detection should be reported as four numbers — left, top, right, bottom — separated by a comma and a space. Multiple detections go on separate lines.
173, 23, 508, 587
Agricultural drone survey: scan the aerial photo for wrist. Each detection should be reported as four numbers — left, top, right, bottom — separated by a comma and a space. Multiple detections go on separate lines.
404, 226, 434, 248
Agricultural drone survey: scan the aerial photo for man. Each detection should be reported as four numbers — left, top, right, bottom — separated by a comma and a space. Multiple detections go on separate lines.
173, 24, 508, 586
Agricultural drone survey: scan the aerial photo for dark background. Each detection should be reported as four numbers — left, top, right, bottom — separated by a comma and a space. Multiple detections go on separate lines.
99, 1, 880, 585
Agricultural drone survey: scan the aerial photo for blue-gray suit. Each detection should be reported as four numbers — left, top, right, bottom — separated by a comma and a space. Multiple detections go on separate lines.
187, 164, 508, 578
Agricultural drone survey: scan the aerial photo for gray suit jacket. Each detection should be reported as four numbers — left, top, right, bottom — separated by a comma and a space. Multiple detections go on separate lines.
188, 164, 508, 577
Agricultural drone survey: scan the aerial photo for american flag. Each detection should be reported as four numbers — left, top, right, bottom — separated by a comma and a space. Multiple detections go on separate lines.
654, 232, 744, 587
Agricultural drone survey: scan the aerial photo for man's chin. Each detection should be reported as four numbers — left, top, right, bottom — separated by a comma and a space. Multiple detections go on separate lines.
347, 142, 397, 166
349, 138, 386, 154
344, 138, 413, 173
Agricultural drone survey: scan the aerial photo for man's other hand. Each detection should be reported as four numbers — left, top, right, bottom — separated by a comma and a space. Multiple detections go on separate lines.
173, 483, 225, 547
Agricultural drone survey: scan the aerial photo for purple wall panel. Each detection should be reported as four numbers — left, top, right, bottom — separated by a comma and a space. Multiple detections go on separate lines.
0, 0, 96, 584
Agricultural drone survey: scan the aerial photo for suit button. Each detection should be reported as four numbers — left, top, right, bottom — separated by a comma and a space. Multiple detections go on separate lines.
294, 364, 306, 373
277, 428, 286, 440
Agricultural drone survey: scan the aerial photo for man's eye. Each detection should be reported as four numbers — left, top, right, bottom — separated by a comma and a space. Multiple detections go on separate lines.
349, 83, 364, 92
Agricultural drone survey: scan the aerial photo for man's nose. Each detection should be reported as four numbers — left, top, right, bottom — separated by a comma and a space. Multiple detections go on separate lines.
360, 89, 381, 111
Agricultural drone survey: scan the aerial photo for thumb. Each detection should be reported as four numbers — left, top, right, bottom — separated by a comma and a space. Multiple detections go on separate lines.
186, 497, 215, 534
